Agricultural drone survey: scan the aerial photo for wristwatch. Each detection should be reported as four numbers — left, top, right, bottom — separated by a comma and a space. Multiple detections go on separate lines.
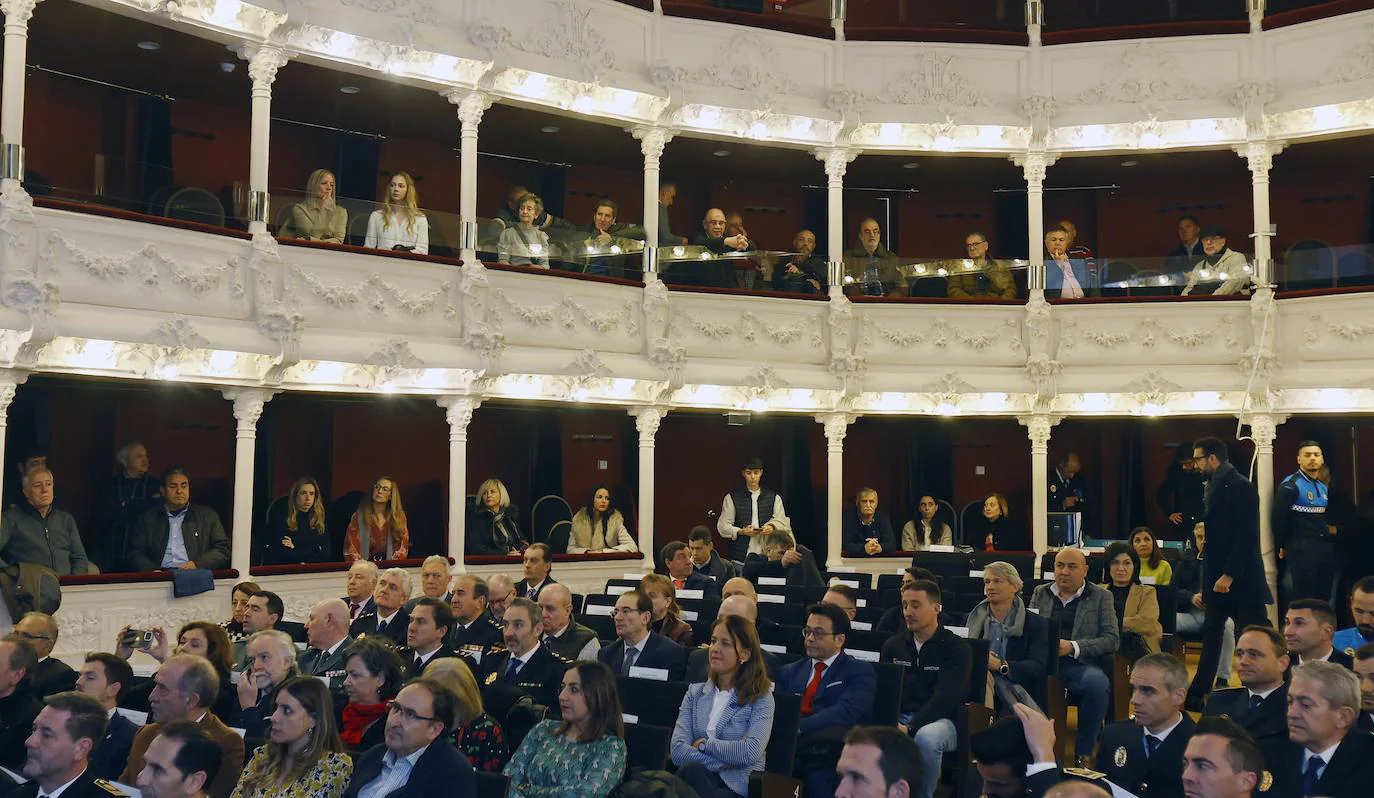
999, 660, 1010, 676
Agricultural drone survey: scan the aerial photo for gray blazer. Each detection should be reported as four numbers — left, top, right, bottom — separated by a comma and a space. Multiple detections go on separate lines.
1028, 581, 1120, 663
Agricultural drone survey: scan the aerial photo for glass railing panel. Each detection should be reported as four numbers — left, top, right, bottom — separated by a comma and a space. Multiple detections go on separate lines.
655, 245, 810, 293
481, 217, 646, 281
1094, 254, 1254, 298
1042, 0, 1247, 29
844, 0, 1025, 33
841, 254, 1030, 301
269, 191, 462, 258
1274, 243, 1374, 293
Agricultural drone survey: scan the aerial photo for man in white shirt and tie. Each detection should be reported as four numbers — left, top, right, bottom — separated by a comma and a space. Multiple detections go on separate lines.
342, 561, 378, 621
1281, 660, 1374, 797
19, 692, 115, 798
1093, 653, 1195, 798
514, 544, 556, 600
1205, 626, 1291, 771
717, 456, 792, 563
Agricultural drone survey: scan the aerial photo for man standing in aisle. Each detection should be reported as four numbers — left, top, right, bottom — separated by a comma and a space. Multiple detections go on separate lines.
1274, 440, 1338, 607
717, 456, 791, 563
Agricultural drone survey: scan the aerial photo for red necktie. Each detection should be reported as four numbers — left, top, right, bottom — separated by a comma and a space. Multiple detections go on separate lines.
674, 579, 685, 590
350, 602, 361, 619
801, 661, 826, 716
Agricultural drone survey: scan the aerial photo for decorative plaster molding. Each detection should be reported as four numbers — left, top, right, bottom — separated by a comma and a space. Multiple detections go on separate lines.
917, 371, 975, 401
632, 405, 665, 443
567, 347, 611, 380
493, 288, 624, 334
151, 315, 210, 350
1018, 414, 1061, 451
1320, 24, 1374, 85
1123, 370, 1181, 405
365, 338, 422, 373
1071, 44, 1212, 112
510, 0, 615, 81
878, 53, 988, 111
44, 232, 243, 298
1060, 316, 1238, 352
288, 267, 452, 317
681, 33, 797, 105
741, 365, 788, 393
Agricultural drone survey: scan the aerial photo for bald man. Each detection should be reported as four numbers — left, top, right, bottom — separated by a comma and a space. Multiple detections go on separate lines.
721, 577, 757, 602
672, 207, 749, 288
688, 594, 781, 681
1045, 783, 1112, 798
299, 598, 353, 690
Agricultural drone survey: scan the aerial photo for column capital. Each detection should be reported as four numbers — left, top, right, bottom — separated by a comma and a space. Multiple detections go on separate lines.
1017, 413, 1061, 450
631, 126, 674, 160
1234, 140, 1285, 174
437, 394, 482, 428
232, 43, 290, 87
1241, 412, 1286, 446
0, 368, 26, 411
813, 147, 859, 180
631, 406, 666, 442
815, 412, 856, 443
444, 90, 495, 127
0, 0, 40, 26
222, 388, 275, 429
1012, 150, 1058, 186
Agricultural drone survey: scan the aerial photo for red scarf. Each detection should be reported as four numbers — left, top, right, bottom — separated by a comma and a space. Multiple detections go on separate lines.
341, 701, 389, 747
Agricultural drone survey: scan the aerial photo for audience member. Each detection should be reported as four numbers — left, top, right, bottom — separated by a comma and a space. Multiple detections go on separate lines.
671, 614, 775, 798
743, 530, 824, 587
1102, 541, 1162, 661
231, 676, 352, 798
580, 199, 640, 278
122, 655, 246, 798
821, 584, 858, 620
515, 543, 556, 599
135, 722, 222, 798
1275, 440, 1337, 606
721, 578, 757, 602
403, 597, 455, 675
1276, 660, 1374, 797
14, 612, 75, 696
948, 232, 1017, 300
1334, 576, 1374, 654
1058, 219, 1096, 274
0, 467, 89, 575
480, 597, 569, 711
1130, 527, 1173, 585
504, 661, 626, 797
1166, 215, 1204, 271
77, 652, 138, 780
967, 715, 1039, 798
1180, 716, 1266, 798
115, 621, 236, 721
641, 573, 694, 647
487, 575, 516, 622
342, 679, 475, 798
687, 593, 781, 681
1205, 625, 1291, 770
598, 589, 685, 679
342, 561, 379, 622
281, 169, 345, 243
224, 581, 260, 641
657, 182, 687, 246
879, 580, 970, 798
94, 440, 159, 572
902, 495, 953, 551
264, 478, 329, 565
231, 590, 283, 668
1044, 226, 1089, 299
1029, 548, 1117, 763
405, 556, 452, 612
1285, 598, 1353, 668
684, 208, 750, 288
364, 172, 428, 254
337, 638, 404, 751
497, 193, 553, 268
467, 479, 526, 556
842, 488, 896, 557
968, 561, 1049, 713
688, 526, 736, 583
842, 218, 903, 298
717, 457, 791, 562
0, 634, 42, 769
1048, 452, 1089, 517
495, 185, 568, 231
1354, 643, 1374, 731
569, 485, 636, 554
1175, 523, 1234, 687
537, 583, 600, 661
975, 493, 1026, 551
834, 726, 924, 798
1181, 226, 1249, 296
448, 575, 503, 659
234, 630, 299, 741
343, 477, 409, 563
1156, 446, 1205, 540
127, 469, 229, 572
20, 692, 110, 798
1093, 653, 1193, 798
299, 598, 353, 689
773, 229, 826, 295
662, 540, 721, 599
349, 568, 411, 646
421, 657, 509, 773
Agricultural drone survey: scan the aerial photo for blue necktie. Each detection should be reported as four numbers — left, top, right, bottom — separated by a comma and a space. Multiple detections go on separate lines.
504, 658, 522, 683
1249, 693, 1264, 712
1144, 734, 1161, 758
1302, 756, 1324, 796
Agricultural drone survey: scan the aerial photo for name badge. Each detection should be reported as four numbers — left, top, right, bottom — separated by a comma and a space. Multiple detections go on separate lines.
759, 593, 785, 604
759, 577, 787, 586
850, 649, 880, 663
623, 713, 640, 724
606, 585, 633, 595
761, 643, 787, 654
628, 666, 669, 681
587, 604, 615, 616
947, 626, 969, 638
678, 589, 704, 599
852, 621, 873, 631
927, 544, 956, 553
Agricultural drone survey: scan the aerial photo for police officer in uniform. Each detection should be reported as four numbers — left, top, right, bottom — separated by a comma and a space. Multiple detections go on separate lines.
448, 575, 504, 662
1274, 441, 1338, 607
1094, 654, 1195, 798
478, 597, 570, 721
18, 692, 128, 798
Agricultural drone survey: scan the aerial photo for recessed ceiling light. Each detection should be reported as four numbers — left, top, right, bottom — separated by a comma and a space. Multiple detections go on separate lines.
540, 126, 560, 133
902, 162, 920, 169
338, 85, 361, 95
1120, 160, 1139, 167
137, 41, 161, 51
713, 149, 730, 157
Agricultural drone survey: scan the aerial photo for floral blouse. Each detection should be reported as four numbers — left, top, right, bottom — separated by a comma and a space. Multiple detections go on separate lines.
452, 712, 509, 773
504, 720, 626, 798
230, 748, 352, 798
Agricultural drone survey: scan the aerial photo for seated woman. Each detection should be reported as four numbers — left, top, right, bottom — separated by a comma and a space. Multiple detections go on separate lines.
671, 614, 775, 798
224, 580, 261, 641
231, 676, 352, 798
1101, 541, 1162, 662
504, 661, 627, 798
640, 573, 693, 647
966, 561, 1049, 714
264, 478, 330, 565
467, 478, 526, 556
422, 657, 510, 773
975, 493, 1027, 551
364, 172, 429, 255
1130, 526, 1173, 585
338, 637, 405, 752
281, 169, 346, 243
497, 193, 552, 268
234, 630, 301, 742
115, 620, 237, 721
343, 476, 409, 562
901, 495, 954, 551
568, 485, 637, 554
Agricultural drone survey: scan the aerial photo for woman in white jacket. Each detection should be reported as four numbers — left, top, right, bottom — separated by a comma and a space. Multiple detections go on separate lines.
1181, 225, 1249, 296
567, 485, 637, 554
365, 172, 429, 254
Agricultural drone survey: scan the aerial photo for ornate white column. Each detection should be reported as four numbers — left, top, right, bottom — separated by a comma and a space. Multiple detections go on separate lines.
631, 126, 672, 278
814, 147, 858, 288
1018, 414, 1060, 555
223, 389, 274, 575
817, 413, 854, 568
1014, 150, 1056, 295
444, 90, 493, 263
1245, 412, 1285, 625
631, 407, 665, 571
438, 395, 480, 571
0, 0, 41, 193
235, 44, 289, 236
0, 369, 27, 506
1236, 140, 1283, 289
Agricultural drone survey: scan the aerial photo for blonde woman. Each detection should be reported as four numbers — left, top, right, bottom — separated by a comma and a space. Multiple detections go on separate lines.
283, 169, 346, 243
265, 478, 329, 565
497, 193, 551, 268
422, 657, 509, 773
568, 485, 637, 554
467, 478, 526, 555
230, 676, 351, 798
343, 476, 409, 563
364, 172, 429, 254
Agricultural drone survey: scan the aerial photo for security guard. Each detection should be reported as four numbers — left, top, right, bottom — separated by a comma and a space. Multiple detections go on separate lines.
1093, 654, 1195, 798
478, 597, 570, 717
16, 693, 130, 798
1274, 441, 1338, 606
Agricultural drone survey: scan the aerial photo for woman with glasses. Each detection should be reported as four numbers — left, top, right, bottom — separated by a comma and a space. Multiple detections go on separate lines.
504, 661, 627, 797
948, 232, 1017, 300
231, 676, 352, 798
337, 637, 405, 752
343, 477, 409, 563
1101, 541, 1162, 663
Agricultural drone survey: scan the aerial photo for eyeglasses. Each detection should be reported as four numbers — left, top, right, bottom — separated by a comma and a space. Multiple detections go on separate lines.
610, 608, 648, 617
801, 628, 835, 639
966, 241, 988, 248
387, 703, 437, 723
15, 632, 51, 641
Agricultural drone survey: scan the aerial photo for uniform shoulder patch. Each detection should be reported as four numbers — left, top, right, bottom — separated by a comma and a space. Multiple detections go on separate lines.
1063, 767, 1107, 781
95, 780, 128, 796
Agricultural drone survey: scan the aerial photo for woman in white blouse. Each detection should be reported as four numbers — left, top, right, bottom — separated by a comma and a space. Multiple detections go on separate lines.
901, 494, 953, 550
365, 172, 429, 254
497, 193, 551, 268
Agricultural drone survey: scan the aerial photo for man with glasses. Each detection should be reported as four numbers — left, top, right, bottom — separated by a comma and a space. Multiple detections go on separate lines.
486, 574, 516, 624
948, 232, 1017, 300
14, 612, 75, 696
597, 589, 685, 680
343, 678, 474, 798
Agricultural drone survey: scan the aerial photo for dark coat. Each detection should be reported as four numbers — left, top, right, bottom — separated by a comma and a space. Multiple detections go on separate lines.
0, 689, 41, 769
693, 551, 736, 584
350, 607, 410, 646
1272, 727, 1374, 798
262, 510, 331, 565
479, 644, 571, 714
777, 651, 876, 736
597, 632, 685, 680
742, 546, 824, 587
1093, 713, 1195, 798
514, 576, 557, 600
449, 615, 504, 660
879, 626, 971, 732
11, 764, 131, 798
1202, 464, 1272, 605
402, 644, 458, 678
842, 508, 897, 556
91, 710, 139, 781
30, 657, 78, 696
1205, 685, 1292, 775
675, 570, 721, 600
466, 507, 526, 556
126, 504, 230, 571
343, 740, 475, 798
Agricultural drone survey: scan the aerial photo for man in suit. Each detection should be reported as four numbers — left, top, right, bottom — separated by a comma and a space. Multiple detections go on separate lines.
126, 468, 229, 572
1166, 215, 1204, 272
1094, 653, 1194, 798
133, 722, 220, 798
743, 530, 824, 587
1206, 625, 1293, 770
14, 612, 76, 696
487, 574, 516, 623
403, 598, 456, 675
0, 635, 42, 771
1181, 716, 1266, 798
343, 679, 475, 798
1354, 643, 1374, 732
688, 525, 736, 584
298, 598, 353, 688
1286, 599, 1354, 670
1029, 547, 1119, 764
75, 653, 138, 781
1185, 437, 1272, 711
18, 691, 119, 798
404, 555, 452, 612
662, 541, 721, 599
232, 590, 283, 668
480, 597, 569, 715
342, 560, 379, 621
1276, 660, 1374, 797
686, 594, 782, 682
597, 589, 684, 680
230, 631, 295, 744
514, 543, 556, 600
538, 583, 600, 662
121, 655, 245, 798
448, 575, 503, 660
350, 567, 411, 646
780, 602, 876, 798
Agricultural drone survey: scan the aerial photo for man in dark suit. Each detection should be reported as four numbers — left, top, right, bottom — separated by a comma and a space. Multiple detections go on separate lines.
1353, 643, 1374, 732
343, 679, 475, 798
75, 653, 138, 781
1181, 717, 1268, 798
841, 488, 897, 556
403, 598, 456, 676
448, 575, 503, 660
350, 567, 411, 646
1095, 653, 1194, 798
232, 590, 284, 668
133, 722, 220, 798
405, 555, 453, 612
1274, 660, 1374, 798
18, 692, 121, 798
298, 598, 352, 692
1206, 625, 1293, 772
1285, 599, 1354, 671
688, 525, 736, 584
686, 594, 782, 682
479, 598, 570, 719
514, 543, 556, 600
597, 589, 684, 680
0, 635, 42, 771
662, 541, 721, 599
342, 560, 379, 622
14, 612, 76, 696
743, 531, 824, 587
126, 468, 229, 572
1185, 437, 1273, 711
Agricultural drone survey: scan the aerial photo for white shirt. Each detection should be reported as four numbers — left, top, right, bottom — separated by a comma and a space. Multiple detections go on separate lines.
717, 490, 792, 556
37, 769, 86, 798
1304, 740, 1341, 782
413, 645, 443, 669
1146, 712, 1185, 745
1248, 684, 1282, 702
376, 610, 399, 629
706, 686, 734, 740
364, 210, 429, 254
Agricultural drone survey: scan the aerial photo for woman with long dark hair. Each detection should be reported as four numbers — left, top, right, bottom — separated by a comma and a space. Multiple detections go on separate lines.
265, 478, 329, 565
1130, 526, 1173, 585
1101, 541, 1162, 661
568, 485, 636, 554
231, 676, 352, 798
504, 661, 627, 797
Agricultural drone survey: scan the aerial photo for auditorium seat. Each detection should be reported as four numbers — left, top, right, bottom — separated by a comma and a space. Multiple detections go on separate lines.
618, 678, 688, 728
747, 692, 803, 798
623, 722, 671, 772
871, 661, 906, 726
474, 772, 509, 798
530, 495, 572, 545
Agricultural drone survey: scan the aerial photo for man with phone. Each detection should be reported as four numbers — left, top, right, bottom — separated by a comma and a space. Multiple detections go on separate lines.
717, 456, 792, 563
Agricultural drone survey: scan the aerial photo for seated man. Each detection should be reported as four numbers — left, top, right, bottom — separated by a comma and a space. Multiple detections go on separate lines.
1273, 661, 1374, 797
842, 217, 904, 298
597, 589, 685, 680
1094, 653, 1194, 798
134, 722, 222, 798
349, 567, 411, 646
743, 530, 824, 588
486, 574, 516, 623
773, 229, 827, 295
1354, 643, 1374, 731
1334, 576, 1374, 655
947, 232, 1017, 300
661, 541, 721, 599
1166, 215, 1204, 272
968, 717, 1035, 798
126, 468, 229, 572
822, 584, 858, 622
94, 440, 159, 573
663, 207, 748, 288
879, 580, 971, 798
1286, 598, 1353, 669
688, 525, 736, 583
1181, 716, 1266, 798
479, 598, 568, 713
232, 630, 297, 742
1181, 225, 1249, 296
0, 466, 90, 574
448, 575, 503, 659
298, 598, 352, 690
538, 583, 601, 662
1044, 226, 1091, 300
77, 652, 139, 780
404, 555, 452, 612
841, 487, 896, 557
1206, 625, 1292, 770
1028, 548, 1118, 765
581, 198, 642, 278
515, 543, 556, 600
342, 679, 475, 798
834, 726, 923, 798
21, 691, 111, 798
0, 635, 42, 770
15, 611, 77, 696
342, 560, 378, 621
232, 589, 283, 668
403, 597, 456, 675
717, 456, 791, 563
